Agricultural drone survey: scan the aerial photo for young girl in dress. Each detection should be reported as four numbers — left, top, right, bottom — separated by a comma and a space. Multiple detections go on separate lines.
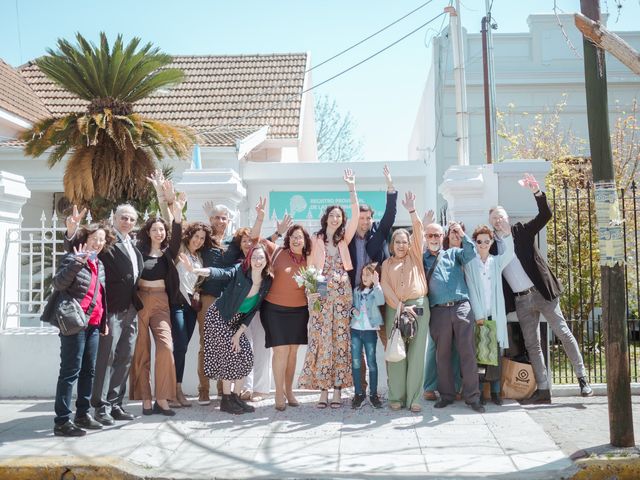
350, 262, 385, 409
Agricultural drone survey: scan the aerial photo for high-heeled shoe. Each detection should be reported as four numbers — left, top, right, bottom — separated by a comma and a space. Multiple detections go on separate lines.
142, 402, 153, 416
153, 401, 176, 416
286, 396, 300, 407
275, 394, 287, 411
330, 387, 342, 409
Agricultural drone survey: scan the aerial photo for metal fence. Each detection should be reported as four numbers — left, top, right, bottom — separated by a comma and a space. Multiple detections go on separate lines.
548, 181, 640, 384
2, 212, 68, 328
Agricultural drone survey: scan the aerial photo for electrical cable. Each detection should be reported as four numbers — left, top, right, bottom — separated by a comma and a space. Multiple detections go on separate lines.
195, 10, 448, 138
187, 0, 443, 128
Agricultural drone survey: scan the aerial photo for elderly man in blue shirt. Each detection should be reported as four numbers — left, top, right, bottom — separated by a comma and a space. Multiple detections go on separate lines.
423, 221, 484, 413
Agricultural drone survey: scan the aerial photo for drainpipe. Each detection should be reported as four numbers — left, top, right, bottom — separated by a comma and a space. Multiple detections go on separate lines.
445, 2, 469, 166
481, 16, 492, 164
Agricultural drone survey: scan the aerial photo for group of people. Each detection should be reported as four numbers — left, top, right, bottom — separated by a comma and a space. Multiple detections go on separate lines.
44, 166, 593, 437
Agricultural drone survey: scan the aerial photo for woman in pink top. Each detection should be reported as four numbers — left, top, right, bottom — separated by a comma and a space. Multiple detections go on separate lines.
299, 169, 360, 408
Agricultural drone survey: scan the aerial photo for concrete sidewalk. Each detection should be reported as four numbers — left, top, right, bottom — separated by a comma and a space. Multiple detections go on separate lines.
1, 392, 617, 479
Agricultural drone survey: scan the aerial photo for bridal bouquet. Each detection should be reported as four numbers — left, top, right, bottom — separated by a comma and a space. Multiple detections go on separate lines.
293, 266, 326, 312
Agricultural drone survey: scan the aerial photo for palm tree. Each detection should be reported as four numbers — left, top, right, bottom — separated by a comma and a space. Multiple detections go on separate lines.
21, 32, 194, 205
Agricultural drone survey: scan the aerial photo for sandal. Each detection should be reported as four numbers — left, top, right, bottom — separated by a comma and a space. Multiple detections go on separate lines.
330, 387, 342, 409
317, 390, 328, 409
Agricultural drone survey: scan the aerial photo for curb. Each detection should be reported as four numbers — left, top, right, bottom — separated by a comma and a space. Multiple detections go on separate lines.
0, 456, 145, 480
572, 458, 640, 480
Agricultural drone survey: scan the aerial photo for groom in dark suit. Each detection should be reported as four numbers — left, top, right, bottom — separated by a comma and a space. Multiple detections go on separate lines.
66, 204, 143, 424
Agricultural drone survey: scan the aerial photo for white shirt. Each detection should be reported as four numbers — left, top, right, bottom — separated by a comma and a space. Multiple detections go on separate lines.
116, 229, 139, 279
474, 256, 494, 318
177, 251, 203, 303
496, 236, 534, 293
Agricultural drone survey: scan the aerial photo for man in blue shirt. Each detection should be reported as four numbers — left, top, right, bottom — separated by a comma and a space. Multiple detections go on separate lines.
423, 221, 484, 412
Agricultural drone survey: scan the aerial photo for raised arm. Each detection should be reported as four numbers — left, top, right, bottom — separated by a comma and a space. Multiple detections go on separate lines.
167, 192, 186, 259
377, 165, 398, 236
249, 197, 266, 240
520, 173, 552, 234
343, 168, 360, 244
147, 169, 173, 224
402, 191, 424, 257
450, 222, 476, 265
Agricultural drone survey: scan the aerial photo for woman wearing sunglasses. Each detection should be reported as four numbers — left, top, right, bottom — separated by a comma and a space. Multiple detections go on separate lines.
466, 222, 514, 405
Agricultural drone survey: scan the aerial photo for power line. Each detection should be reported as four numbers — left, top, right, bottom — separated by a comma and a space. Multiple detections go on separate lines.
188, 0, 442, 128
195, 11, 448, 138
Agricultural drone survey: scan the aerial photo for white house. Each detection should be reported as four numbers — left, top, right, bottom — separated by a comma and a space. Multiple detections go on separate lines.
409, 13, 640, 210
0, 50, 433, 396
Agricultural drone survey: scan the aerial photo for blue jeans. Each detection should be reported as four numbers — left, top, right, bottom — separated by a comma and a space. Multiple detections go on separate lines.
423, 332, 462, 392
350, 329, 378, 395
171, 303, 198, 383
54, 326, 99, 425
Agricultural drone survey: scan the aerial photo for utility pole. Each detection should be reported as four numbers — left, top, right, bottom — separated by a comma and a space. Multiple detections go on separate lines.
446, 1, 470, 166
580, 0, 634, 447
481, 0, 498, 164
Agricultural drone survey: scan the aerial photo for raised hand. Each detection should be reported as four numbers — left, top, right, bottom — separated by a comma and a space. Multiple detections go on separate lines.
255, 196, 267, 219
372, 270, 380, 286
174, 192, 187, 211
146, 169, 165, 191
449, 221, 464, 238
161, 179, 176, 204
73, 243, 89, 263
383, 164, 394, 191
422, 209, 435, 226
66, 205, 87, 235
276, 214, 293, 235
203, 200, 215, 218
519, 173, 540, 193
178, 252, 194, 272
343, 168, 356, 190
401, 191, 416, 212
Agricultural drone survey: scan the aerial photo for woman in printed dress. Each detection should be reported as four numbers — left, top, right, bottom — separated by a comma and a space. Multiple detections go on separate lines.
298, 169, 359, 408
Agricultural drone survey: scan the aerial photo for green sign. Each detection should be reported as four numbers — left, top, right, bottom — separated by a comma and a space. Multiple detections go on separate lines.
269, 191, 387, 220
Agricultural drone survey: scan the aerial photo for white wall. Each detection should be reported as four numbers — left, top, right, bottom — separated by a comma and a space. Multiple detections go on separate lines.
411, 13, 640, 210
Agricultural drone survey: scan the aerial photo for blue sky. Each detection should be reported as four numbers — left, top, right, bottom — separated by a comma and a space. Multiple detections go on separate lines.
1, 0, 639, 161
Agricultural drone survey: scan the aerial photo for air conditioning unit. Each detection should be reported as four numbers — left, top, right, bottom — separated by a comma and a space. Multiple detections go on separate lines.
53, 192, 71, 219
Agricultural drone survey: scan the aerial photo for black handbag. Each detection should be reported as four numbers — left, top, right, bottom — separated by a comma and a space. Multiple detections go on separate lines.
396, 303, 418, 340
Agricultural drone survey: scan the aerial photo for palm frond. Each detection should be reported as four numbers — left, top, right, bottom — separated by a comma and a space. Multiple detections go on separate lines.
64, 147, 95, 203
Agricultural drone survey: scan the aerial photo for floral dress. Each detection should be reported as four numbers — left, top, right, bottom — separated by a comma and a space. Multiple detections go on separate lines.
298, 247, 353, 390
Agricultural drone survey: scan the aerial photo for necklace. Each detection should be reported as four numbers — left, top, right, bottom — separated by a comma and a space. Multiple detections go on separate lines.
287, 249, 305, 265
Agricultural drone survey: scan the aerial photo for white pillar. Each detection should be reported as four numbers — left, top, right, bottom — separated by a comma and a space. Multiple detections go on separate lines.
176, 168, 247, 232
0, 172, 31, 329
438, 164, 498, 232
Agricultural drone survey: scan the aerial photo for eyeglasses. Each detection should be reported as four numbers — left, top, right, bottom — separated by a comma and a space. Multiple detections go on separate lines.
426, 233, 443, 239
120, 215, 137, 222
476, 239, 492, 245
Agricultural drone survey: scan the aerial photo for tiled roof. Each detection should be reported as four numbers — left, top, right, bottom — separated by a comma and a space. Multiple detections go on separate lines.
0, 59, 50, 123
18, 53, 308, 143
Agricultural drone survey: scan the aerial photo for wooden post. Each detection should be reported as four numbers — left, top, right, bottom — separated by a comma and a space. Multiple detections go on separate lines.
574, 12, 640, 75
580, 0, 635, 448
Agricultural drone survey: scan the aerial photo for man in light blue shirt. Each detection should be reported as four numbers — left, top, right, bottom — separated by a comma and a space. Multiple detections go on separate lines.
423, 222, 483, 412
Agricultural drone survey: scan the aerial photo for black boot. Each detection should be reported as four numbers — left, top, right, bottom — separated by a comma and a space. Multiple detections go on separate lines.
519, 389, 551, 405
231, 393, 255, 413
220, 394, 245, 414
491, 392, 503, 406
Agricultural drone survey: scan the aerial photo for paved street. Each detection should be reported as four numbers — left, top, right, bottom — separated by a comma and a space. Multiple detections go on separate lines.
0, 391, 597, 479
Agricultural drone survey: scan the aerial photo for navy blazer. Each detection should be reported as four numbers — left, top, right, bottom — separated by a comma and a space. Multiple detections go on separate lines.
491, 192, 562, 313
348, 190, 398, 287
